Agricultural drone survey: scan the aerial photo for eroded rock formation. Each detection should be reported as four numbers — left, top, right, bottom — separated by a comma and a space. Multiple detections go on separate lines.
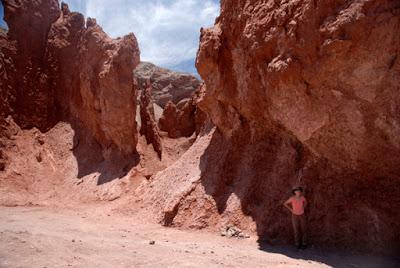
159, 87, 208, 138
142, 0, 400, 254
159, 100, 195, 138
0, 26, 15, 120
140, 80, 163, 159
1, 0, 399, 256
48, 3, 140, 157
2, 0, 60, 130
1, 0, 140, 158
134, 61, 201, 107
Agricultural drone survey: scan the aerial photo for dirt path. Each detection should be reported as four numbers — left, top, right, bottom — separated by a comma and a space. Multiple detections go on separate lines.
0, 206, 397, 268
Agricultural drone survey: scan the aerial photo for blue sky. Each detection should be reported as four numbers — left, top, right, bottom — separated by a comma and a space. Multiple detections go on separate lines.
0, 1, 219, 74
0, 3, 5, 28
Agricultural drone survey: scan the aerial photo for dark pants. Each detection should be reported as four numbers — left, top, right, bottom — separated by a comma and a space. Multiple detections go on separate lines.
292, 214, 307, 246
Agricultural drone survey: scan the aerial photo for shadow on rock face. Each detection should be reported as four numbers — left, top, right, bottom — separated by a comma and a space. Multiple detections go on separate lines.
71, 119, 140, 185
193, 0, 400, 257
198, 123, 304, 245
198, 124, 400, 256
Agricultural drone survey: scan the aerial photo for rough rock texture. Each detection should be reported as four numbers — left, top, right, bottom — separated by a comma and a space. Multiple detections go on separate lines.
0, 115, 193, 206
2, 0, 60, 130
47, 4, 140, 157
134, 62, 201, 108
142, 0, 400, 254
0, 26, 16, 120
159, 100, 195, 138
1, 0, 140, 158
0, 116, 142, 205
159, 87, 208, 138
0, 1, 197, 207
140, 80, 163, 159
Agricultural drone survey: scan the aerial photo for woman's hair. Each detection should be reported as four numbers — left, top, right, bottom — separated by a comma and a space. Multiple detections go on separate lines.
292, 186, 303, 194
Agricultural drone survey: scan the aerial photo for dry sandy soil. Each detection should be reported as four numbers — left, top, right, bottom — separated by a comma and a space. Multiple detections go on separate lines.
0, 205, 398, 268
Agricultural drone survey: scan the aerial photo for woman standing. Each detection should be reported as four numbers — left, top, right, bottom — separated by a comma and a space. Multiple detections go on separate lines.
284, 186, 307, 250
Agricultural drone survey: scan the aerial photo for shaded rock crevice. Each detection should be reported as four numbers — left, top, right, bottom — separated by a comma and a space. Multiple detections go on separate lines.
140, 80, 163, 159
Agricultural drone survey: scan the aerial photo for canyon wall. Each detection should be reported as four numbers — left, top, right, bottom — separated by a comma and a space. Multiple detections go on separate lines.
0, 26, 15, 120
142, 0, 400, 254
1, 0, 60, 130
1, 0, 399, 255
1, 0, 140, 158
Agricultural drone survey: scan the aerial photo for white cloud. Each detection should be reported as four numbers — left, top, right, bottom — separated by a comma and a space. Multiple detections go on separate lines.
63, 0, 219, 71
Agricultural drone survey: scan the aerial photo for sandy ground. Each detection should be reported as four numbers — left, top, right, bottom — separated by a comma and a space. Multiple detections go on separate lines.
0, 206, 398, 268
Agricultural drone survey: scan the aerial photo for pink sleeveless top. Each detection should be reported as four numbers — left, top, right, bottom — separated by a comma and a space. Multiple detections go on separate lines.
290, 196, 306, 215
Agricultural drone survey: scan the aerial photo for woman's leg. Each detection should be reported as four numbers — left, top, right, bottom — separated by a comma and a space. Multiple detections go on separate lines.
300, 214, 307, 246
291, 215, 301, 247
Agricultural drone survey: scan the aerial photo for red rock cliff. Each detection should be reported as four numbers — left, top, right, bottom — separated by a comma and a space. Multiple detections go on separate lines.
2, 0, 60, 130
1, 0, 140, 157
195, 0, 400, 253
141, 0, 400, 254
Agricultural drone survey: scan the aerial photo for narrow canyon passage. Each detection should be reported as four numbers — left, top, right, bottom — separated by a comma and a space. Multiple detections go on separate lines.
0, 0, 399, 266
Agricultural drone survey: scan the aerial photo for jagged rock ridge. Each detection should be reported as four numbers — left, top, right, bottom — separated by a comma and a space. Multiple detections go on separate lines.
134, 61, 201, 108
1, 0, 140, 158
140, 80, 163, 159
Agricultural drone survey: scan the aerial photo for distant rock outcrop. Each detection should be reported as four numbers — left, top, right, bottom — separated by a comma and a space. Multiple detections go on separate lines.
134, 62, 201, 108
158, 87, 208, 138
158, 100, 195, 138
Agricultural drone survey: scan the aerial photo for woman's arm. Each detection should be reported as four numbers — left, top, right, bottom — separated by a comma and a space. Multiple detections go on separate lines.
303, 197, 307, 209
283, 198, 293, 213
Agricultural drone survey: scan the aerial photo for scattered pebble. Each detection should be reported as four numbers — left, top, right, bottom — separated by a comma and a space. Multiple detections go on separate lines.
220, 224, 250, 239
149, 240, 155, 245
